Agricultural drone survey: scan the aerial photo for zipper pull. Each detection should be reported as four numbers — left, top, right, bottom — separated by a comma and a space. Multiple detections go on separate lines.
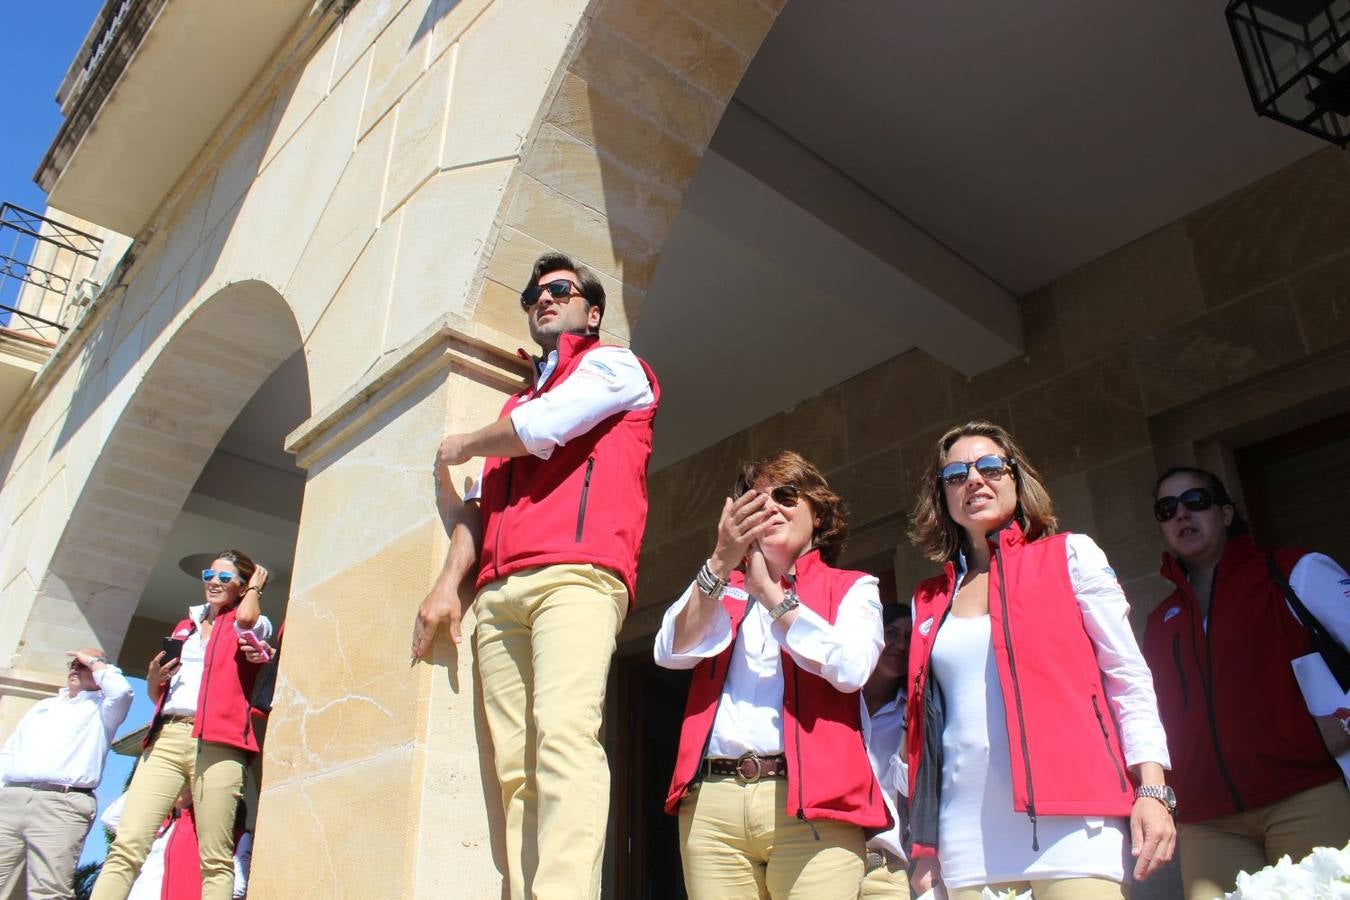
797, 809, 821, 842
1028, 806, 1039, 852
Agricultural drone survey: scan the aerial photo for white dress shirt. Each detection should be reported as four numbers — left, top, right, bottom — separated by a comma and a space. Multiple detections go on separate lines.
653, 575, 884, 758
861, 690, 908, 859
0, 665, 134, 789
466, 345, 655, 501
162, 605, 274, 717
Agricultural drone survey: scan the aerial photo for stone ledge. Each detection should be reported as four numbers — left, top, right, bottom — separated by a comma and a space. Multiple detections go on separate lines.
285, 316, 529, 468
0, 668, 64, 702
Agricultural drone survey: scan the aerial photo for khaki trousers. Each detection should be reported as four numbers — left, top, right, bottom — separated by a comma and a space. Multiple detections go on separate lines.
861, 858, 911, 899
1179, 778, 1350, 900
0, 784, 96, 900
677, 775, 866, 899
949, 877, 1125, 900
91, 721, 247, 900
475, 563, 627, 900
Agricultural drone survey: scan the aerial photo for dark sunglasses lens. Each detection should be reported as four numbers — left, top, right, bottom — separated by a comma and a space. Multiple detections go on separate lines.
974, 455, 1007, 478
772, 485, 800, 507
544, 280, 573, 299
1179, 488, 1214, 512
519, 286, 540, 308
1153, 497, 1180, 522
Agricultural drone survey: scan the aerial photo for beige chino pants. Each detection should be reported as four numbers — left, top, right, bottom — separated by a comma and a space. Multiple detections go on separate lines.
91, 720, 247, 900
475, 563, 627, 900
677, 775, 866, 899
0, 784, 96, 900
860, 858, 911, 899
948, 877, 1125, 900
1178, 779, 1350, 900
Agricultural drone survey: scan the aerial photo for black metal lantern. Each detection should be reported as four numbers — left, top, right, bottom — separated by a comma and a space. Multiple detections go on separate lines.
1226, 0, 1350, 145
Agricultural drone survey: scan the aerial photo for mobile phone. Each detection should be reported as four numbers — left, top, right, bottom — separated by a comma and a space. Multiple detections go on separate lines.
239, 631, 273, 662
161, 637, 184, 665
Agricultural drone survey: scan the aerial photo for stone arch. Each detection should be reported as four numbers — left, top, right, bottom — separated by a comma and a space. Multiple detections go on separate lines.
16, 279, 305, 674
468, 0, 787, 347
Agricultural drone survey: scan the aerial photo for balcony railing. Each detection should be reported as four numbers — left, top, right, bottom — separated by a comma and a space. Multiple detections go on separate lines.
0, 203, 103, 345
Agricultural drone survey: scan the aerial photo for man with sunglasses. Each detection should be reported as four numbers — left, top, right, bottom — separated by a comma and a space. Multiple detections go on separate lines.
0, 649, 133, 899
1143, 466, 1350, 900
411, 252, 659, 900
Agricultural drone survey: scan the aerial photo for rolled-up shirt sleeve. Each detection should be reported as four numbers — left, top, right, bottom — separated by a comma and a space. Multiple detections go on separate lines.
653, 583, 734, 669
775, 575, 883, 692
1067, 533, 1171, 769
233, 613, 274, 643
509, 347, 654, 459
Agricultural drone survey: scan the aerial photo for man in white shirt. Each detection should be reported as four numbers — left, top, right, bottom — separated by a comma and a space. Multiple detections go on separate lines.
411, 252, 660, 900
0, 649, 134, 899
861, 605, 912, 899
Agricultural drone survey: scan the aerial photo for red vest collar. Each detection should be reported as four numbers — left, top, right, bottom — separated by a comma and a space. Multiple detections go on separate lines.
517, 332, 600, 388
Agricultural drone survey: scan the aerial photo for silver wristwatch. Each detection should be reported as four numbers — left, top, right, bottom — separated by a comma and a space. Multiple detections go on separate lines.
768, 588, 800, 620
1135, 784, 1177, 816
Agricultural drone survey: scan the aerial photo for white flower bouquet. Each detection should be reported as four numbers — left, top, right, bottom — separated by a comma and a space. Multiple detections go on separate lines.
1224, 842, 1350, 899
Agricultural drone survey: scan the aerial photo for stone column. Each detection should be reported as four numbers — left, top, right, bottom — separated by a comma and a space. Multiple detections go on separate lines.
248, 321, 526, 897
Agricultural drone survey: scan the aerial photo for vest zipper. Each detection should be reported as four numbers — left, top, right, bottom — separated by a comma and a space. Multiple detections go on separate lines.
790, 665, 820, 841
1197, 571, 1244, 811
1091, 694, 1128, 791
993, 540, 1039, 851
1171, 634, 1189, 710
575, 456, 594, 542
199, 619, 214, 732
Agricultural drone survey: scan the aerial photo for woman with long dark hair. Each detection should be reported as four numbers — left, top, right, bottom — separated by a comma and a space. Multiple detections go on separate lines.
1142, 466, 1350, 900
906, 422, 1173, 899
655, 450, 887, 898
93, 549, 273, 900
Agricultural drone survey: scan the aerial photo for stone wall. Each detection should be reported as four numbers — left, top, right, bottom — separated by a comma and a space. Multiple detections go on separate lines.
627, 145, 1350, 643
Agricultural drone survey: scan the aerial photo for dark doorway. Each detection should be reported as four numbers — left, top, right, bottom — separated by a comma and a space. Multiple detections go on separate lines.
1237, 411, 1350, 563
611, 653, 691, 899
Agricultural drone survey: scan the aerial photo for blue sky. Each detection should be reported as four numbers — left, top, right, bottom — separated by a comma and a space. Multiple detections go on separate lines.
0, 1, 157, 866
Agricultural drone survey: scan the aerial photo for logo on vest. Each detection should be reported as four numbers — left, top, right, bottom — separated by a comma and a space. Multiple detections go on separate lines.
919, 616, 934, 637
1163, 606, 1181, 624
724, 586, 749, 601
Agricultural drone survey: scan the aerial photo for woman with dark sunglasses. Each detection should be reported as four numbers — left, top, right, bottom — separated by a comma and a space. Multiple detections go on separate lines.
654, 450, 888, 899
1141, 466, 1350, 900
906, 422, 1173, 900
93, 550, 273, 900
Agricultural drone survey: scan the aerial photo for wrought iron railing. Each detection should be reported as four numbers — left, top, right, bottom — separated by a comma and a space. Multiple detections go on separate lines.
0, 203, 103, 344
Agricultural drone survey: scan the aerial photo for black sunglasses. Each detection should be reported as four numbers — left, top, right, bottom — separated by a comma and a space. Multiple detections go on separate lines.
1153, 487, 1221, 522
732, 481, 801, 508
939, 454, 1014, 487
520, 278, 582, 310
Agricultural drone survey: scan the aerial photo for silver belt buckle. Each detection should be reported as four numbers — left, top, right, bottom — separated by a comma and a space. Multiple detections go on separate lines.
735, 752, 765, 784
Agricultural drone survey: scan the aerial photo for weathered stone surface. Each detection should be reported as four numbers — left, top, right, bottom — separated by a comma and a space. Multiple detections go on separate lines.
596, 0, 750, 99
747, 387, 849, 474
1008, 351, 1148, 481
1187, 148, 1350, 307
1289, 249, 1350, 355
1131, 285, 1306, 415
385, 47, 455, 216
952, 288, 1064, 409
842, 349, 954, 462
571, 24, 725, 150
359, 0, 433, 137
828, 445, 907, 532
1051, 222, 1205, 367
1082, 449, 1164, 584
664, 0, 777, 57
644, 430, 751, 547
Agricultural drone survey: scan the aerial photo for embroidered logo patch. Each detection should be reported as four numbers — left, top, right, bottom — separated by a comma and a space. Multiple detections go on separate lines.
1163, 606, 1182, 624
919, 616, 934, 637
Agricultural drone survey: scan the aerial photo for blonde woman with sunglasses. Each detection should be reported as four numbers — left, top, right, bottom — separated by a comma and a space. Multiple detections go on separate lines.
1143, 466, 1350, 900
93, 550, 273, 900
655, 450, 888, 900
906, 422, 1173, 900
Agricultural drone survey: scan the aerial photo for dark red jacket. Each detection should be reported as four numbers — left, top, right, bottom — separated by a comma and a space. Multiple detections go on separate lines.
1143, 536, 1339, 824
476, 333, 660, 604
145, 607, 264, 754
664, 549, 889, 829
906, 524, 1136, 858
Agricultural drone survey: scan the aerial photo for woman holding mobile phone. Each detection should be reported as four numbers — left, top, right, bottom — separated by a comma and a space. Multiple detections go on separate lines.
93, 549, 273, 900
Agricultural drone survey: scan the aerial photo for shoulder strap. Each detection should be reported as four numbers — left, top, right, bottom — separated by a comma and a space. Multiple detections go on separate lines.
1267, 553, 1350, 692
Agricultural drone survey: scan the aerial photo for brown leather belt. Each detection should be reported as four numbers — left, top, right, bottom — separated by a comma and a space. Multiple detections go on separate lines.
9, 782, 93, 795
702, 752, 788, 784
